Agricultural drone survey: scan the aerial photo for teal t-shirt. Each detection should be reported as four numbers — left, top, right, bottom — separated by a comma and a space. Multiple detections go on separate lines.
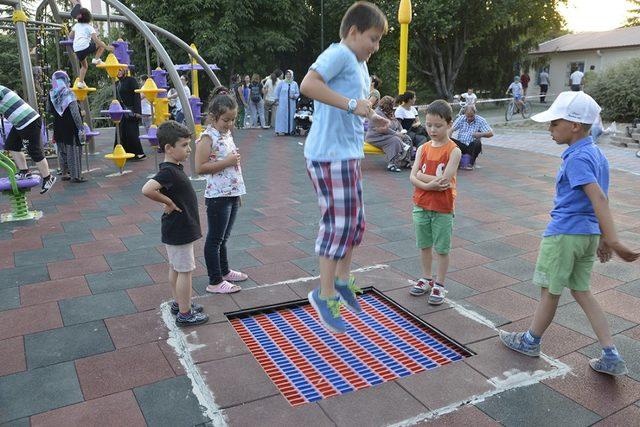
303, 43, 370, 162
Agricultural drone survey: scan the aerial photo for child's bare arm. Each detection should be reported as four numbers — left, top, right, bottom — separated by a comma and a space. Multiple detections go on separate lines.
410, 146, 447, 191
300, 70, 370, 117
584, 182, 640, 262
142, 179, 181, 214
69, 30, 75, 38
194, 135, 238, 175
441, 147, 462, 181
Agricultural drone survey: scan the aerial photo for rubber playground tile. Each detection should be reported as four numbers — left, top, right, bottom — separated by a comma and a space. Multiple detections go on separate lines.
465, 289, 538, 322
242, 261, 309, 285
70, 238, 128, 259
351, 246, 400, 265
1, 417, 29, 426
126, 283, 175, 312
252, 215, 304, 231
508, 280, 574, 306
589, 272, 624, 294
120, 232, 163, 251
595, 290, 640, 324
30, 390, 146, 427
133, 376, 210, 427
0, 287, 20, 311
475, 383, 601, 426
500, 233, 542, 251
0, 362, 83, 424
419, 405, 501, 426
579, 334, 640, 383
104, 309, 168, 349
421, 308, 497, 345
24, 320, 114, 369
248, 229, 307, 246
0, 336, 25, 377
0, 302, 62, 341
75, 342, 175, 400
246, 243, 308, 265
222, 394, 334, 427
389, 256, 426, 279
106, 211, 155, 227
480, 221, 534, 237
12, 245, 74, 268
593, 260, 640, 283
484, 257, 537, 281
47, 256, 110, 280
365, 224, 415, 243
398, 361, 492, 410
453, 226, 503, 243
58, 291, 137, 326
61, 217, 111, 234
199, 354, 280, 408
448, 266, 520, 291
182, 322, 248, 364
592, 405, 640, 426
465, 240, 528, 260
41, 230, 95, 248
553, 302, 637, 340
104, 247, 166, 270
90, 223, 142, 241
317, 381, 427, 427
158, 340, 186, 377
542, 352, 640, 417
19, 276, 91, 306
230, 282, 302, 310
86, 266, 154, 294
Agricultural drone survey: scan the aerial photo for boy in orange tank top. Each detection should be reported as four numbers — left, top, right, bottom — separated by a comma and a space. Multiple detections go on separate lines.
408, 100, 462, 305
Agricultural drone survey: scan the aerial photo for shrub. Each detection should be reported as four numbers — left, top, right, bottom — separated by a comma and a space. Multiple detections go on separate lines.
585, 57, 640, 122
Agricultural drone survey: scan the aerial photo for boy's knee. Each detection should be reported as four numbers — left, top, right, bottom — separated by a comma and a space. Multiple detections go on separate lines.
570, 289, 590, 299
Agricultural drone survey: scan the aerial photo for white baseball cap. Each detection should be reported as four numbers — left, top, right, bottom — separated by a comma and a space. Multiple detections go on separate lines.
531, 91, 601, 124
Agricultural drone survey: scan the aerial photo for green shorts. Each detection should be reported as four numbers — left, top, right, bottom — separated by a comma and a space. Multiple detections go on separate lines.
412, 207, 454, 254
532, 234, 599, 295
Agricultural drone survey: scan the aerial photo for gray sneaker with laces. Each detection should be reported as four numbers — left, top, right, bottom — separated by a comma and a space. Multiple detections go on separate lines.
499, 331, 540, 357
589, 357, 628, 376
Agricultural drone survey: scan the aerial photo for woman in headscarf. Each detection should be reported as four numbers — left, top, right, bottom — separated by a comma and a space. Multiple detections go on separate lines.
115, 68, 145, 160
365, 95, 412, 172
274, 69, 299, 136
48, 70, 87, 182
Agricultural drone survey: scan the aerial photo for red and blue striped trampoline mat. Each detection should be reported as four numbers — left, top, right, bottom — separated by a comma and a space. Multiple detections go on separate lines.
229, 290, 472, 406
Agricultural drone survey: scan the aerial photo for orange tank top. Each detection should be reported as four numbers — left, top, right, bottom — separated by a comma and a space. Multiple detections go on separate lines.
412, 140, 457, 213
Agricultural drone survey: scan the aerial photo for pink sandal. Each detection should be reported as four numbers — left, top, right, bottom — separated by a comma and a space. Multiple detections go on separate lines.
206, 280, 241, 294
223, 269, 248, 282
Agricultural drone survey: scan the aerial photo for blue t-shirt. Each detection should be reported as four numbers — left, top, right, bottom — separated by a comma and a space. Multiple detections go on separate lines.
304, 43, 370, 162
544, 136, 609, 237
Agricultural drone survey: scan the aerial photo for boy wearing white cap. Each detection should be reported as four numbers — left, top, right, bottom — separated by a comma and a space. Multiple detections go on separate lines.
500, 91, 639, 376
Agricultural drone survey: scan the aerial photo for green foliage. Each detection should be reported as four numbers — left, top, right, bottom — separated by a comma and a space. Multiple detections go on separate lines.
585, 57, 640, 122
626, 0, 640, 27
0, 34, 23, 93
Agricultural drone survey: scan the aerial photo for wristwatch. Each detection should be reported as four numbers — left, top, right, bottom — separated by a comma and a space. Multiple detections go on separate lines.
347, 98, 357, 114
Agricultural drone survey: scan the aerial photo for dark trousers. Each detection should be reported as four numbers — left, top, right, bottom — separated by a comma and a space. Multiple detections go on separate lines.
453, 138, 482, 165
204, 196, 240, 285
539, 84, 548, 103
571, 84, 581, 92
115, 116, 144, 156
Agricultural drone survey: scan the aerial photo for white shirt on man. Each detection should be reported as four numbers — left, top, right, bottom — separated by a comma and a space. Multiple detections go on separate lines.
570, 70, 584, 85
72, 23, 96, 52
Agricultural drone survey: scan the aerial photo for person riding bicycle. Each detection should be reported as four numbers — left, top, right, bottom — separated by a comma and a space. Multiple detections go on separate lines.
506, 76, 525, 113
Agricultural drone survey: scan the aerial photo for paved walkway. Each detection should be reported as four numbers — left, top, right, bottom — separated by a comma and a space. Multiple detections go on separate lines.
1, 128, 640, 426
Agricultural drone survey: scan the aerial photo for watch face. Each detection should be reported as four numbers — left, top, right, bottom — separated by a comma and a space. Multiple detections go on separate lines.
349, 99, 357, 111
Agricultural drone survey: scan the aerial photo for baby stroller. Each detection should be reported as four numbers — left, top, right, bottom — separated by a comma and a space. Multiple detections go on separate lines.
293, 96, 314, 136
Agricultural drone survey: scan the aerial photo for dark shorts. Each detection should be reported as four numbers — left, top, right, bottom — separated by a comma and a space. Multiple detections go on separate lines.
75, 41, 97, 62
4, 118, 45, 162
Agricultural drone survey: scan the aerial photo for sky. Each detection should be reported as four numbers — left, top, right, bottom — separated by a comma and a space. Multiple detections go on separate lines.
558, 0, 634, 32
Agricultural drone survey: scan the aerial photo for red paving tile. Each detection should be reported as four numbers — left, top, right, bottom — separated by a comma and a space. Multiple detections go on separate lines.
0, 336, 26, 376
421, 309, 497, 345
0, 302, 62, 340
592, 405, 640, 426
242, 261, 309, 285
246, 243, 310, 264
91, 224, 142, 240
352, 246, 400, 265
75, 342, 175, 400
481, 222, 534, 236
359, 231, 389, 246
158, 340, 186, 376
30, 390, 146, 427
448, 247, 493, 269
595, 290, 640, 324
47, 256, 111, 280
126, 283, 174, 312
590, 273, 625, 294
465, 288, 537, 322
249, 229, 305, 246
20, 276, 91, 306
106, 212, 154, 227
448, 266, 520, 291
104, 310, 168, 349
500, 233, 542, 251
71, 239, 128, 258
0, 256, 14, 270
254, 206, 300, 217
543, 352, 640, 417
0, 235, 43, 254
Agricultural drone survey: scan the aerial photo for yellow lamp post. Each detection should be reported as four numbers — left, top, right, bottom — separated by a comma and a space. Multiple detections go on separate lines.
398, 0, 412, 94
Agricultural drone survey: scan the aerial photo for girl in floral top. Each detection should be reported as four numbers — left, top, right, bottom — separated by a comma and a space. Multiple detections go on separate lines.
195, 94, 247, 293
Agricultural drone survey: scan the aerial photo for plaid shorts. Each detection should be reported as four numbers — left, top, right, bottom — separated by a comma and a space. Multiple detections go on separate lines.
306, 159, 365, 259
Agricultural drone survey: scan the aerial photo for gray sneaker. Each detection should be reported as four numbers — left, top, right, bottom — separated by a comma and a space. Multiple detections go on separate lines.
589, 357, 628, 376
499, 331, 541, 357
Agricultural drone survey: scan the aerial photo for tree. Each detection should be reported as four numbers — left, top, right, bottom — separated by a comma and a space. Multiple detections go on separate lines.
393, 0, 565, 99
626, 0, 640, 27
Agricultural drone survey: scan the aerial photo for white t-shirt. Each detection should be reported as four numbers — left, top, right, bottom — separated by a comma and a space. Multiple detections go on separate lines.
262, 78, 281, 102
394, 105, 418, 120
72, 23, 96, 52
570, 70, 584, 85
539, 72, 550, 85
461, 93, 477, 105
175, 84, 191, 112
141, 98, 152, 116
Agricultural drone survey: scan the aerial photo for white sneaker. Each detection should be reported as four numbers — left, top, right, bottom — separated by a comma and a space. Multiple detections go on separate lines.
91, 58, 103, 65
428, 284, 447, 305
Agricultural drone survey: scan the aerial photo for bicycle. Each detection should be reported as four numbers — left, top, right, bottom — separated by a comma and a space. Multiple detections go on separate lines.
505, 98, 531, 121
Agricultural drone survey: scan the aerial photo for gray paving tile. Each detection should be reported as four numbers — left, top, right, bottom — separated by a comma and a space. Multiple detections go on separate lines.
13, 245, 74, 267
230, 220, 265, 235
372, 225, 415, 242
228, 234, 262, 250
617, 279, 640, 299
593, 261, 640, 282
24, 320, 114, 369
134, 376, 210, 427
0, 287, 20, 311
554, 302, 636, 339
485, 257, 536, 281
133, 221, 160, 235
41, 231, 95, 247
0, 417, 30, 426
578, 334, 640, 382
61, 218, 111, 233
378, 239, 420, 258
105, 247, 165, 270
456, 300, 512, 327
389, 257, 423, 279
291, 256, 320, 275
0, 362, 83, 423
476, 383, 601, 426
59, 291, 137, 325
289, 226, 319, 240
291, 239, 317, 256
86, 267, 154, 294
453, 226, 503, 243
466, 240, 527, 260
80, 206, 124, 219
121, 233, 161, 250
443, 279, 481, 300
509, 281, 574, 306
226, 249, 262, 270
0, 265, 50, 289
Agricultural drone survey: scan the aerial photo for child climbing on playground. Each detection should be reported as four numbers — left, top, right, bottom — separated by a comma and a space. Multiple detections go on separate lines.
408, 100, 461, 305
70, 8, 113, 89
300, 1, 388, 333
500, 91, 640, 376
142, 120, 208, 327
195, 94, 248, 294
0, 85, 56, 193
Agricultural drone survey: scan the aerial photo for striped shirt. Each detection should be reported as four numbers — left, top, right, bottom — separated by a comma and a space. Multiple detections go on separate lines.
0, 85, 39, 130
